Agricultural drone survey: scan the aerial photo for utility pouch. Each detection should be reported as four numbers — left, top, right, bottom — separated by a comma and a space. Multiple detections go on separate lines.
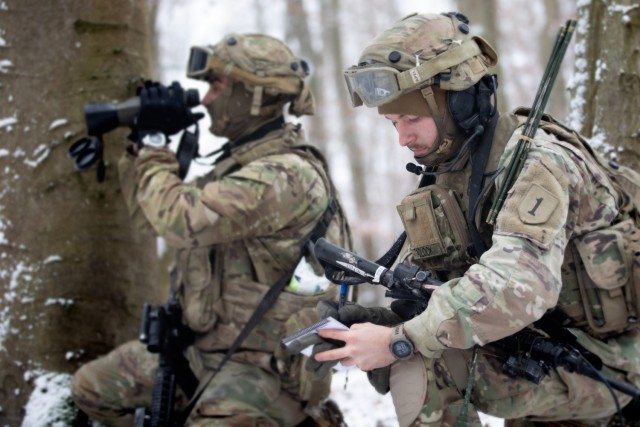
572, 218, 640, 338
396, 184, 472, 270
275, 306, 331, 405
177, 247, 220, 332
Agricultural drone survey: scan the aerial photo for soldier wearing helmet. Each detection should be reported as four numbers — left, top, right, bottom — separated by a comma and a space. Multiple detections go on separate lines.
71, 33, 351, 426
308, 12, 640, 427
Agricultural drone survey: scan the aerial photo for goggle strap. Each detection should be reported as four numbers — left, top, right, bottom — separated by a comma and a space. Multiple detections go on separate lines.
397, 40, 482, 90
193, 57, 302, 95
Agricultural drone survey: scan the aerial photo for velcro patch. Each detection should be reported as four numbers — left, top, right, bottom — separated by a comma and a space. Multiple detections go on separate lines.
495, 156, 567, 249
518, 183, 559, 225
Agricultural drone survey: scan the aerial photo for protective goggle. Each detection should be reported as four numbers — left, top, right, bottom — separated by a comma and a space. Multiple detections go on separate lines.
343, 64, 405, 107
343, 39, 484, 107
186, 45, 303, 95
187, 45, 216, 80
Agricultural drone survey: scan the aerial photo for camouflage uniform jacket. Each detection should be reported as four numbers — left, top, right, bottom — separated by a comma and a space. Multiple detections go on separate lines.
403, 109, 640, 387
118, 122, 351, 368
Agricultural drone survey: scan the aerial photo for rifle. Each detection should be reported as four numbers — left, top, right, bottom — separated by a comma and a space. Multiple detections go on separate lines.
135, 281, 197, 427
313, 238, 640, 406
314, 237, 442, 316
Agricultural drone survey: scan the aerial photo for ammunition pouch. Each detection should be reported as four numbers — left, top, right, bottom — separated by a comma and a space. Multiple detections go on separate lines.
396, 184, 473, 271
177, 246, 221, 333
570, 218, 640, 338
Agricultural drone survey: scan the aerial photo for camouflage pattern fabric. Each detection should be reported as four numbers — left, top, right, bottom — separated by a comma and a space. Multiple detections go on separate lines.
397, 110, 640, 425
71, 340, 176, 426
358, 13, 497, 92
405, 345, 634, 426
72, 124, 351, 426
71, 341, 299, 426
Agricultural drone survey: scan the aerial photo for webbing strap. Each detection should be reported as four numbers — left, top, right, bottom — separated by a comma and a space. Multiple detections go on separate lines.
467, 112, 498, 257
397, 41, 482, 90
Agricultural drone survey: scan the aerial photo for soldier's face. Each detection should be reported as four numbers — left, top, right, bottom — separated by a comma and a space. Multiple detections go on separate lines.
201, 74, 229, 106
383, 114, 438, 157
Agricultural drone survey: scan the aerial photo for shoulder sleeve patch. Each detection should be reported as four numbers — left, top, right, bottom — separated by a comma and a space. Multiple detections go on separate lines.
517, 183, 559, 225
495, 156, 568, 249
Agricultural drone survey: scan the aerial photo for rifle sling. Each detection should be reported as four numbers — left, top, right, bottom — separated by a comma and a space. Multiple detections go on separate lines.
177, 194, 338, 425
168, 350, 199, 399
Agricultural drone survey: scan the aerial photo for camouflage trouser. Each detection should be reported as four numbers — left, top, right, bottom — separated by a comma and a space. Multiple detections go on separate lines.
389, 347, 634, 427
71, 340, 308, 426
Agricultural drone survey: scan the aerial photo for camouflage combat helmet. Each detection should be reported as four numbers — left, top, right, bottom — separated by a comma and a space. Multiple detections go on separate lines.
187, 33, 315, 140
344, 12, 498, 166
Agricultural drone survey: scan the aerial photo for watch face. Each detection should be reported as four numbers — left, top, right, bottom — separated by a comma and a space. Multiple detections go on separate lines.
392, 340, 412, 358
143, 133, 166, 148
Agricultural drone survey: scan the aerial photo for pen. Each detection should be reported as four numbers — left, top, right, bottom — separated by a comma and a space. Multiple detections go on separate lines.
339, 280, 348, 309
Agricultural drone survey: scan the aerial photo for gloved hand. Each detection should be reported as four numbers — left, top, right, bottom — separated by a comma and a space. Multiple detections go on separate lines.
134, 81, 204, 138
367, 366, 391, 394
285, 326, 345, 380
307, 338, 343, 379
317, 300, 403, 327
390, 299, 427, 321
300, 300, 403, 379
321, 263, 362, 286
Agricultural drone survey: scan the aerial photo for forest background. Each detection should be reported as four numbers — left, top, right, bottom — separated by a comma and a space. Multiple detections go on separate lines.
1, 0, 639, 425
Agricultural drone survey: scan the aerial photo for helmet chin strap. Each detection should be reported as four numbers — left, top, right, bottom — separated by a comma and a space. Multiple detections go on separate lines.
250, 85, 264, 116
420, 86, 445, 136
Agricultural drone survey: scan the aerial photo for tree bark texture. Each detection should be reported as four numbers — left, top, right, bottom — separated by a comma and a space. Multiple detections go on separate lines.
570, 0, 640, 169
0, 1, 166, 422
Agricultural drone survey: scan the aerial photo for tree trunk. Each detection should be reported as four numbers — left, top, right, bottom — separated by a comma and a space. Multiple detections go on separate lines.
455, 0, 511, 112
284, 0, 329, 153
0, 1, 165, 423
569, 0, 640, 169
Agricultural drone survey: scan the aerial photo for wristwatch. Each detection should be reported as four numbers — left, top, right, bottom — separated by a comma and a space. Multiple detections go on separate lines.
140, 132, 167, 148
389, 324, 415, 360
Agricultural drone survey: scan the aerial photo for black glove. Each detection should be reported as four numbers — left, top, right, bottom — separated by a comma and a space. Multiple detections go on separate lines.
135, 81, 204, 138
285, 322, 345, 380
306, 339, 342, 379
317, 300, 403, 327
367, 366, 391, 394
390, 299, 427, 321
300, 300, 403, 379
321, 263, 362, 286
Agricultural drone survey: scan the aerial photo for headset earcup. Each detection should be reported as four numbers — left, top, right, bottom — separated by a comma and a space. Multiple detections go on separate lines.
447, 75, 496, 134
448, 86, 480, 133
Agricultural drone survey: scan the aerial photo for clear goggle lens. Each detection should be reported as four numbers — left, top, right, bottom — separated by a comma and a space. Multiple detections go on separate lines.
343, 65, 401, 107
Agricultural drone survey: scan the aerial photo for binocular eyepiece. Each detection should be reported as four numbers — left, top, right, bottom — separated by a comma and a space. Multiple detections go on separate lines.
84, 88, 200, 136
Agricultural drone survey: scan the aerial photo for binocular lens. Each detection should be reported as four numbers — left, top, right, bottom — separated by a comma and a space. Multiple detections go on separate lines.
69, 137, 101, 170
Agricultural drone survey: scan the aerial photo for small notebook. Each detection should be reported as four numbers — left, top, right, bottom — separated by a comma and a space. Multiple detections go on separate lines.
282, 316, 349, 357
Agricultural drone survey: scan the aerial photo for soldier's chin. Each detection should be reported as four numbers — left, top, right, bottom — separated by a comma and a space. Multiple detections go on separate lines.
413, 149, 439, 166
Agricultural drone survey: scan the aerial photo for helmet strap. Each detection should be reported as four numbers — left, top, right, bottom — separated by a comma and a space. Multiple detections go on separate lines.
420, 86, 446, 137
251, 85, 264, 116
